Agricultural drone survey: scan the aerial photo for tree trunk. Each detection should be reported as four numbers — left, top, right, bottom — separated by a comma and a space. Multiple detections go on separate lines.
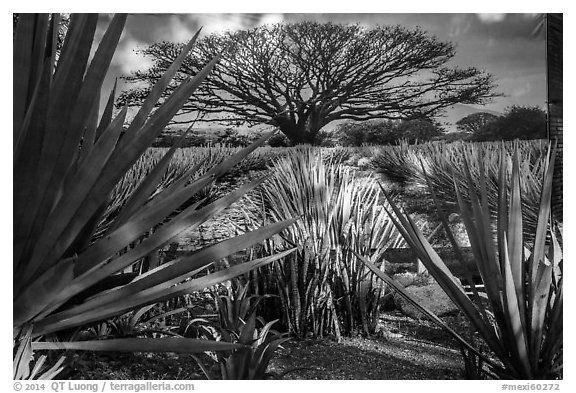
274, 112, 325, 145
277, 124, 318, 145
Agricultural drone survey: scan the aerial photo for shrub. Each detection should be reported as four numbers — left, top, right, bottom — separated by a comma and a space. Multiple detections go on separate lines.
267, 132, 292, 147
396, 118, 445, 143
439, 131, 473, 143
335, 119, 444, 146
216, 128, 260, 147
334, 120, 399, 146
154, 131, 209, 147
315, 130, 337, 147
456, 112, 500, 135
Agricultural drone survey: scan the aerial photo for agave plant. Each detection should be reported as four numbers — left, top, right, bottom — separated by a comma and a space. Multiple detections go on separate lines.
215, 280, 271, 333
194, 311, 289, 380
239, 147, 403, 338
217, 313, 289, 380
189, 280, 288, 380
338, 184, 404, 334
13, 13, 296, 379
106, 144, 286, 224
372, 140, 548, 239
357, 143, 562, 379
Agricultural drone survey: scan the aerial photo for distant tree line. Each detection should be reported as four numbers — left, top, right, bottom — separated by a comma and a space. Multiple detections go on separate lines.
153, 105, 546, 148
152, 128, 262, 148
456, 106, 546, 141
333, 118, 445, 146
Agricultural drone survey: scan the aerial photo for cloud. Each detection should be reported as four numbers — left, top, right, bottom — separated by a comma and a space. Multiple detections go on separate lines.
154, 15, 200, 43
121, 14, 286, 45
113, 33, 154, 75
511, 81, 533, 97
198, 13, 285, 35
201, 14, 251, 35
448, 14, 472, 37
476, 13, 507, 24
258, 13, 284, 26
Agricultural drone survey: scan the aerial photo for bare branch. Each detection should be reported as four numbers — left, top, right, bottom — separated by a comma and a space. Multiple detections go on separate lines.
118, 21, 500, 144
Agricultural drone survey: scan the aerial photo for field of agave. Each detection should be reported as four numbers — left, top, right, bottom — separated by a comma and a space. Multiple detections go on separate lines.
63, 139, 559, 380
371, 140, 549, 238
13, 13, 561, 381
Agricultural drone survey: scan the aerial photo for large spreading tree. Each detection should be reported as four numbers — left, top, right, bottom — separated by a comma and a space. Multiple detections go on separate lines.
118, 21, 499, 144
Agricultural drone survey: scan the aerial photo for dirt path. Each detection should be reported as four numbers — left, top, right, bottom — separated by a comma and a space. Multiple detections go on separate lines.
269, 336, 463, 379
268, 312, 467, 380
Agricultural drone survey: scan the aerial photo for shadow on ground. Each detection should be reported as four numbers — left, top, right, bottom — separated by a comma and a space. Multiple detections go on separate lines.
269, 334, 465, 379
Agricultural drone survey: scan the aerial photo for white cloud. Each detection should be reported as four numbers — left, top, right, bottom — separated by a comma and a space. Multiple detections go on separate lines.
258, 13, 284, 26
195, 14, 285, 36
155, 15, 200, 43
476, 13, 507, 24
201, 14, 247, 35
108, 13, 287, 79
113, 33, 154, 75
448, 14, 472, 37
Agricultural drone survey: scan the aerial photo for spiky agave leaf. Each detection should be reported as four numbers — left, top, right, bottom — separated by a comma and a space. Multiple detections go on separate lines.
13, 13, 296, 377
239, 148, 404, 337
367, 143, 561, 379
32, 338, 244, 353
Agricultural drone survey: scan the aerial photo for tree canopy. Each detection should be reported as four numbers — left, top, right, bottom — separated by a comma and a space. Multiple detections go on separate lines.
119, 21, 499, 144
456, 112, 500, 134
471, 106, 546, 141
335, 118, 444, 146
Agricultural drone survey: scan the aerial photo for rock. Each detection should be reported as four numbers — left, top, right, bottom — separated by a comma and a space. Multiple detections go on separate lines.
413, 272, 435, 287
344, 154, 361, 167
391, 272, 417, 288
390, 272, 435, 288
393, 281, 460, 319
357, 157, 373, 170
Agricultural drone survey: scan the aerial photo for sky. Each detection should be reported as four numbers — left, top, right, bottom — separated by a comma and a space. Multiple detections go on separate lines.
93, 12, 547, 131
